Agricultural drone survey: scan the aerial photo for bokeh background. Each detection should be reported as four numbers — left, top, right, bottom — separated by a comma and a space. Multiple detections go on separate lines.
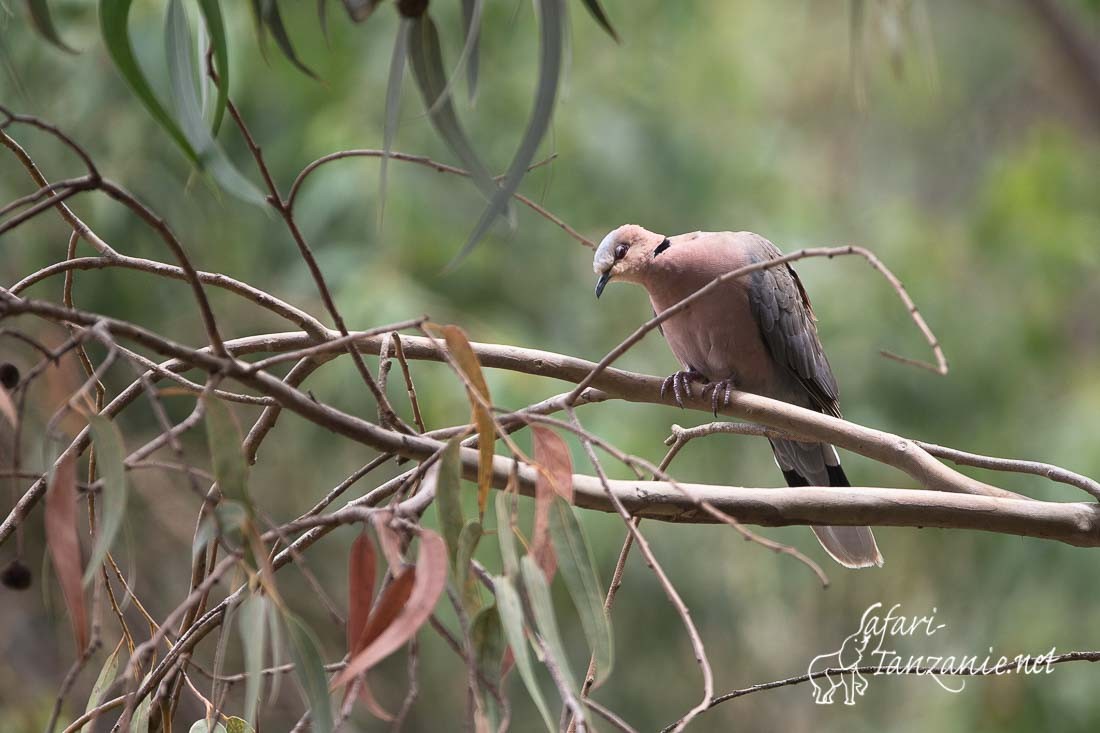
3, 1, 1100, 731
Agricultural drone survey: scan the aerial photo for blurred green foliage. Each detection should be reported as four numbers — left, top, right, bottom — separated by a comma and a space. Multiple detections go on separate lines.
2, 1, 1099, 731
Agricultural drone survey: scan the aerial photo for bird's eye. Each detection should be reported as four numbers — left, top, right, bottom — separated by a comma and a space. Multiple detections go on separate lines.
614, 244, 628, 260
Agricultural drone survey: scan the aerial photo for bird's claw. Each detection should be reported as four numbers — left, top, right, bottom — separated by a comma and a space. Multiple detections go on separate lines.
660, 369, 707, 408
702, 378, 736, 416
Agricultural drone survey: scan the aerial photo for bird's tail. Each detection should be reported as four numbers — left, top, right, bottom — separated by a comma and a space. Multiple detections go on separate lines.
770, 439, 884, 569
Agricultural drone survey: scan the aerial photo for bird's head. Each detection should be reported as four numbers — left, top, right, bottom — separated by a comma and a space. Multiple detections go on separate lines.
592, 224, 670, 298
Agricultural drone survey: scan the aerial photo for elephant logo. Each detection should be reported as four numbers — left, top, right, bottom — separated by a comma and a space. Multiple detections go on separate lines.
807, 603, 887, 705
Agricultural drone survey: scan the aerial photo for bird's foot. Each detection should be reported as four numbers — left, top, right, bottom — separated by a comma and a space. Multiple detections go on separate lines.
702, 377, 737, 416
660, 369, 708, 408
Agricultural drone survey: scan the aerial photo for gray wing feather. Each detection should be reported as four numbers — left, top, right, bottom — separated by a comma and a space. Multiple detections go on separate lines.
746, 236, 842, 418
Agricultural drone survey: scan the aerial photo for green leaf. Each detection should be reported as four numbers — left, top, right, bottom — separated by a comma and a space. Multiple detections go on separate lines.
456, 520, 483, 614
283, 612, 334, 733
225, 717, 255, 733
578, 0, 620, 42
549, 497, 613, 686
193, 500, 249, 559
203, 396, 251, 507
378, 17, 410, 230
195, 0, 230, 134
454, 0, 564, 264
188, 721, 227, 733
165, 0, 266, 206
520, 556, 578, 695
99, 0, 200, 162
493, 575, 555, 732
130, 692, 153, 733
433, 438, 465, 569
257, 0, 317, 78
25, 0, 76, 53
84, 415, 128, 585
407, 14, 501, 210
239, 594, 268, 727
494, 492, 519, 578
460, 0, 481, 101
471, 603, 505, 731
85, 640, 122, 715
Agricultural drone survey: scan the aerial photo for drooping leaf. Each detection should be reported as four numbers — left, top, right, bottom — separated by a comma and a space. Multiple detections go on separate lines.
454, 0, 564, 263
84, 414, 128, 585
456, 520, 483, 614
423, 0, 483, 116
24, 0, 76, 53
578, 0, 620, 42
130, 692, 153, 733
471, 603, 505, 729
332, 530, 447, 687
85, 639, 122, 715
99, 0, 200, 162
193, 500, 249, 559
346, 530, 377, 653
431, 438, 466, 569
437, 325, 494, 516
203, 396, 251, 507
165, 0, 266, 206
195, 0, 229, 133
549, 496, 612, 686
352, 567, 414, 655
0, 385, 17, 428
493, 575, 555, 732
407, 14, 501, 207
378, 17, 410, 230
239, 594, 268, 727
460, 0, 481, 101
530, 425, 573, 579
257, 0, 318, 78
520, 556, 579, 693
284, 612, 334, 733
494, 491, 519, 578
45, 452, 86, 652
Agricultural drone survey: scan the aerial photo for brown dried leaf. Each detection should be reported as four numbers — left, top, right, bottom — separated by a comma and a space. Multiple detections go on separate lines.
45, 452, 86, 652
353, 568, 415, 656
438, 325, 495, 517
347, 531, 378, 653
530, 425, 574, 579
333, 530, 448, 688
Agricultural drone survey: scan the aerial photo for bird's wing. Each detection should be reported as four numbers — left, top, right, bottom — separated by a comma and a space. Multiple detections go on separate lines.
745, 235, 842, 418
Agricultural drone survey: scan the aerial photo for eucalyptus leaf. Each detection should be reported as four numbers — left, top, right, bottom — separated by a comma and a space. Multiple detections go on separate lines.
520, 555, 578, 694
25, 0, 76, 53
284, 612, 334, 733
165, 0, 266, 206
84, 415, 128, 585
494, 575, 555, 732
549, 496, 612, 685
239, 594, 268, 726
99, 0, 200, 162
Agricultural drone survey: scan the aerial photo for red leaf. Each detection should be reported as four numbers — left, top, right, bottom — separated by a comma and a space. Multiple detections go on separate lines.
347, 531, 378, 653
45, 453, 87, 652
353, 568, 415, 655
530, 426, 574, 579
332, 529, 448, 688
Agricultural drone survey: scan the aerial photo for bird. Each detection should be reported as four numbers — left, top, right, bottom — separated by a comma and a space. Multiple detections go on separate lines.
593, 224, 882, 569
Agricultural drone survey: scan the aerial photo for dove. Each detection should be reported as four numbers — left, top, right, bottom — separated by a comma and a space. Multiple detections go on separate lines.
593, 224, 882, 568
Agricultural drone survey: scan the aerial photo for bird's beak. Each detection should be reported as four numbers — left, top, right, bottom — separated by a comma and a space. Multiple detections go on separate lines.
595, 271, 612, 299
